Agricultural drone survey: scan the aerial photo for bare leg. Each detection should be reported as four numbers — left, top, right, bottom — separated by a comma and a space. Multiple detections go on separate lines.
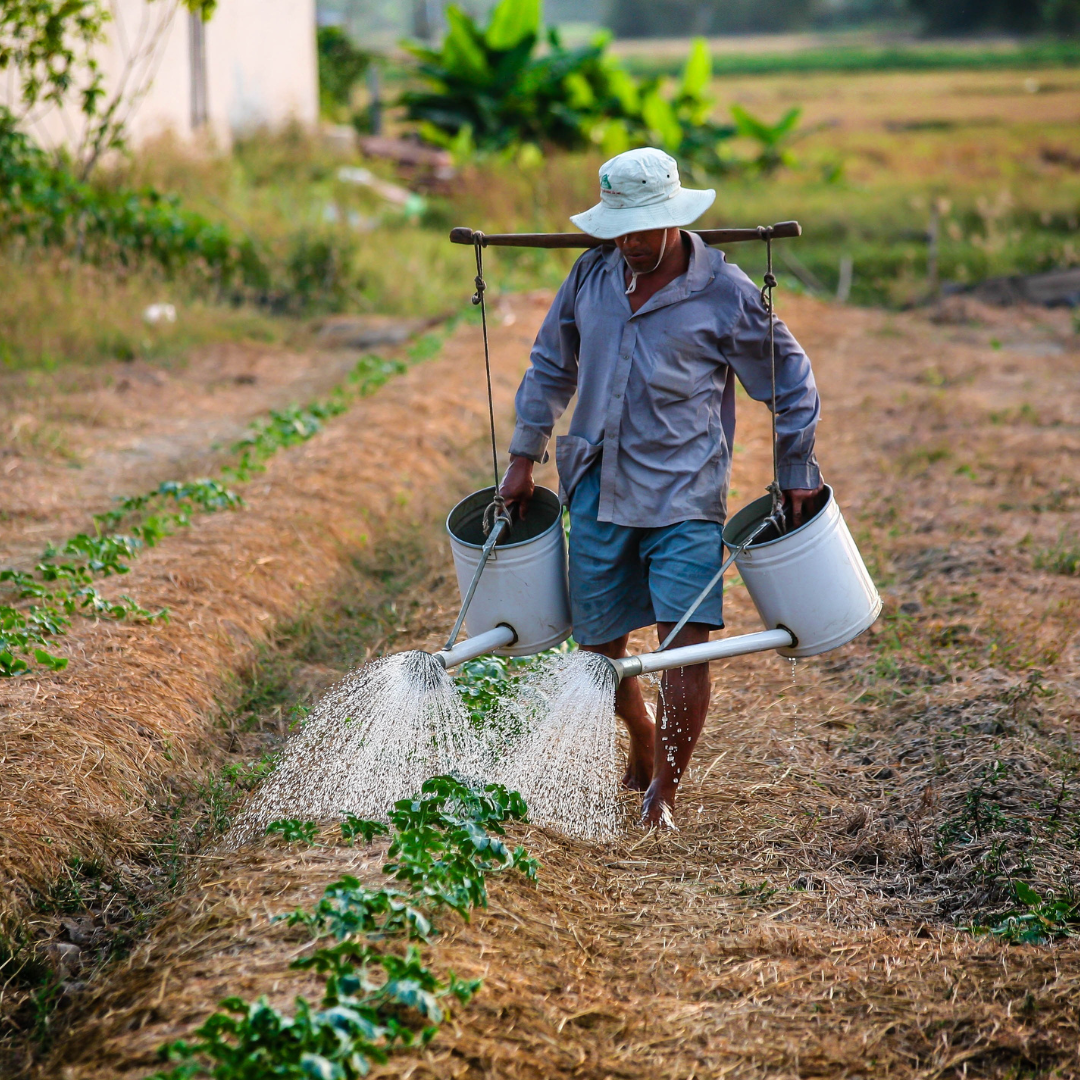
581, 635, 655, 791
641, 622, 712, 828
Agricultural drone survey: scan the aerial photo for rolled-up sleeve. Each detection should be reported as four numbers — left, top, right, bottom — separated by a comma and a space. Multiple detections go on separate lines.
508, 262, 583, 463
723, 285, 821, 491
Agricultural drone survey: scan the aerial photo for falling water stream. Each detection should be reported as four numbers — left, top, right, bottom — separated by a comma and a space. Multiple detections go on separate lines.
495, 651, 622, 841
230, 649, 624, 846
231, 651, 486, 845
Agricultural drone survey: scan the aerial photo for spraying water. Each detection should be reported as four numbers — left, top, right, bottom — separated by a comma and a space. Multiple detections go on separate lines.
494, 651, 622, 841
230, 651, 484, 845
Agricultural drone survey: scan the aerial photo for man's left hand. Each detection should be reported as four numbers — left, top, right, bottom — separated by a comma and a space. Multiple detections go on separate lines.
784, 484, 825, 529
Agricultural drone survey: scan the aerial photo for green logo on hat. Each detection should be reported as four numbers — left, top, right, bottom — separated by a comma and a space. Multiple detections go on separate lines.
600, 173, 612, 190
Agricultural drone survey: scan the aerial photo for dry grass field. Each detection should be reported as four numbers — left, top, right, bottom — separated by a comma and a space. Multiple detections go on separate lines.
1, 64, 1079, 1080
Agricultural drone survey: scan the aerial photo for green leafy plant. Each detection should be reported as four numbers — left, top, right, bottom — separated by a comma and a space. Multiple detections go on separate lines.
383, 776, 537, 918
731, 103, 803, 175
454, 654, 512, 726
152, 778, 534, 1079
454, 640, 576, 728
340, 814, 389, 847
399, 2, 779, 174
265, 819, 320, 845
967, 880, 1080, 945
934, 761, 1027, 855
283, 877, 433, 943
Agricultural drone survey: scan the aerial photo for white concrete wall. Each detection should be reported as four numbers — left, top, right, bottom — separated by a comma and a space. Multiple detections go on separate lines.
8, 0, 318, 154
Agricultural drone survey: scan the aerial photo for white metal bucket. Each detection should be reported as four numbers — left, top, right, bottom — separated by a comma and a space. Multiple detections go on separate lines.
446, 486, 572, 657
722, 485, 881, 658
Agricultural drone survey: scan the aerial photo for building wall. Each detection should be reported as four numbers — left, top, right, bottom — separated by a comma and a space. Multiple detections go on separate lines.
11, 0, 318, 154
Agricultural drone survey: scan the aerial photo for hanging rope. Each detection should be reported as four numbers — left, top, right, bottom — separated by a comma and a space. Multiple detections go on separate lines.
441, 237, 512, 650
757, 226, 785, 531
472, 234, 511, 536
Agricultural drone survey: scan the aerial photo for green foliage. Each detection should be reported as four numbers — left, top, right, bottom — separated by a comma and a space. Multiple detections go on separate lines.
731, 104, 802, 175
1034, 532, 1080, 577
0, 0, 108, 116
967, 881, 1080, 945
152, 778, 533, 1079
401, 0, 613, 154
316, 26, 371, 117
283, 877, 433, 942
399, 4, 781, 173
266, 819, 320, 845
454, 654, 513, 726
454, 640, 575, 727
383, 776, 537, 918
934, 761, 1028, 855
0, 110, 265, 289
340, 814, 389, 847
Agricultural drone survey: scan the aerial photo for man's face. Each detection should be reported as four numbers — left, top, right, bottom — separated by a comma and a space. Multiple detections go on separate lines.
614, 228, 669, 273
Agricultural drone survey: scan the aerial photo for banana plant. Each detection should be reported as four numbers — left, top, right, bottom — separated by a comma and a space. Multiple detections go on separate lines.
400, 2, 793, 176
731, 103, 803, 174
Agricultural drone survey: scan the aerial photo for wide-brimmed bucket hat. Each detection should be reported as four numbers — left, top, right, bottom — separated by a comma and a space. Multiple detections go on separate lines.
569, 147, 715, 240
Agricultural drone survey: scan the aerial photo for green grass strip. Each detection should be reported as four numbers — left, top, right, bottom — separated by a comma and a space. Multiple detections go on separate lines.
623, 40, 1080, 80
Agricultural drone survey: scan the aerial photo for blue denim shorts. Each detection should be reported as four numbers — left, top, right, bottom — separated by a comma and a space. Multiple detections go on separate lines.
567, 465, 725, 646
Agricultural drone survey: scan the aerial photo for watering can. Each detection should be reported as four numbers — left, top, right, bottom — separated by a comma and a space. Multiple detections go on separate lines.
432, 484, 880, 678
432, 485, 571, 669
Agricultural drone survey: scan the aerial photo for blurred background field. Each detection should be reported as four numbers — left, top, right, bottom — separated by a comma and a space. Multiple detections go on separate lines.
0, 0, 1078, 378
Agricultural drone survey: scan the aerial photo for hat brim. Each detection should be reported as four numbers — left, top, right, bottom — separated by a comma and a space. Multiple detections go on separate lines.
569, 187, 715, 240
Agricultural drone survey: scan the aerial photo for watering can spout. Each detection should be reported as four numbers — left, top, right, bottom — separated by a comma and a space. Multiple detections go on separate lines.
431, 623, 517, 670
603, 627, 796, 685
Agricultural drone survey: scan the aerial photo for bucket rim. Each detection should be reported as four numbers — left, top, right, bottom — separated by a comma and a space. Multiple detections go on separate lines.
722, 484, 835, 552
446, 485, 564, 551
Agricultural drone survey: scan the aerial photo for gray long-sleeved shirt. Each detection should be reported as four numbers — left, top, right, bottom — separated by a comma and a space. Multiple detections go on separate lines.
508, 231, 821, 529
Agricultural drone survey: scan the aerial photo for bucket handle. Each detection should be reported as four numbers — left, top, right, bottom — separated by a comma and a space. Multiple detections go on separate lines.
442, 508, 510, 650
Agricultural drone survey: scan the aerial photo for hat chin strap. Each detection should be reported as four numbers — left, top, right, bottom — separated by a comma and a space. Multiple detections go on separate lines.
623, 229, 668, 295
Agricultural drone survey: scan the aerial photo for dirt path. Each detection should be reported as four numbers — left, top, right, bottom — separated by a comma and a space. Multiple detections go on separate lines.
15, 291, 1080, 1077
0, 317, 436, 567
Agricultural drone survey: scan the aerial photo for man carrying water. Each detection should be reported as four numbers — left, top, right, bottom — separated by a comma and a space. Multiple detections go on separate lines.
499, 147, 822, 828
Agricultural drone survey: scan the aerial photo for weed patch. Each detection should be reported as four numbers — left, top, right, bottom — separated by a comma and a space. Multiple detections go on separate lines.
1033, 531, 1080, 577
967, 880, 1080, 945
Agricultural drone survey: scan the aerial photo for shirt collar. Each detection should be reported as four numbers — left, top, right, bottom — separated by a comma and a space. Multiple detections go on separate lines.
604, 230, 715, 316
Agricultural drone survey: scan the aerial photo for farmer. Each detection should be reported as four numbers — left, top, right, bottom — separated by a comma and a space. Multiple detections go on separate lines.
499, 147, 822, 828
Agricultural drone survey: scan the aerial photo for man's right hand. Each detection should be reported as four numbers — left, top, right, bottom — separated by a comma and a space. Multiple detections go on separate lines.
499, 455, 535, 520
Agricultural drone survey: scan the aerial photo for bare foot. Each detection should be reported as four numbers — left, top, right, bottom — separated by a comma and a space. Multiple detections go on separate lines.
641, 781, 677, 829
620, 702, 655, 791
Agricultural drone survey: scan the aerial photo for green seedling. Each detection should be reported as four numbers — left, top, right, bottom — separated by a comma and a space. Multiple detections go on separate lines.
265, 819, 320, 845
340, 814, 389, 846
153, 778, 532, 1080
966, 881, 1080, 945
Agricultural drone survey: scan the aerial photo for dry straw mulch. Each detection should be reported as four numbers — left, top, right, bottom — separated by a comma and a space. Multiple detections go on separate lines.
0, 297, 550, 1001
22, 293, 1080, 1077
